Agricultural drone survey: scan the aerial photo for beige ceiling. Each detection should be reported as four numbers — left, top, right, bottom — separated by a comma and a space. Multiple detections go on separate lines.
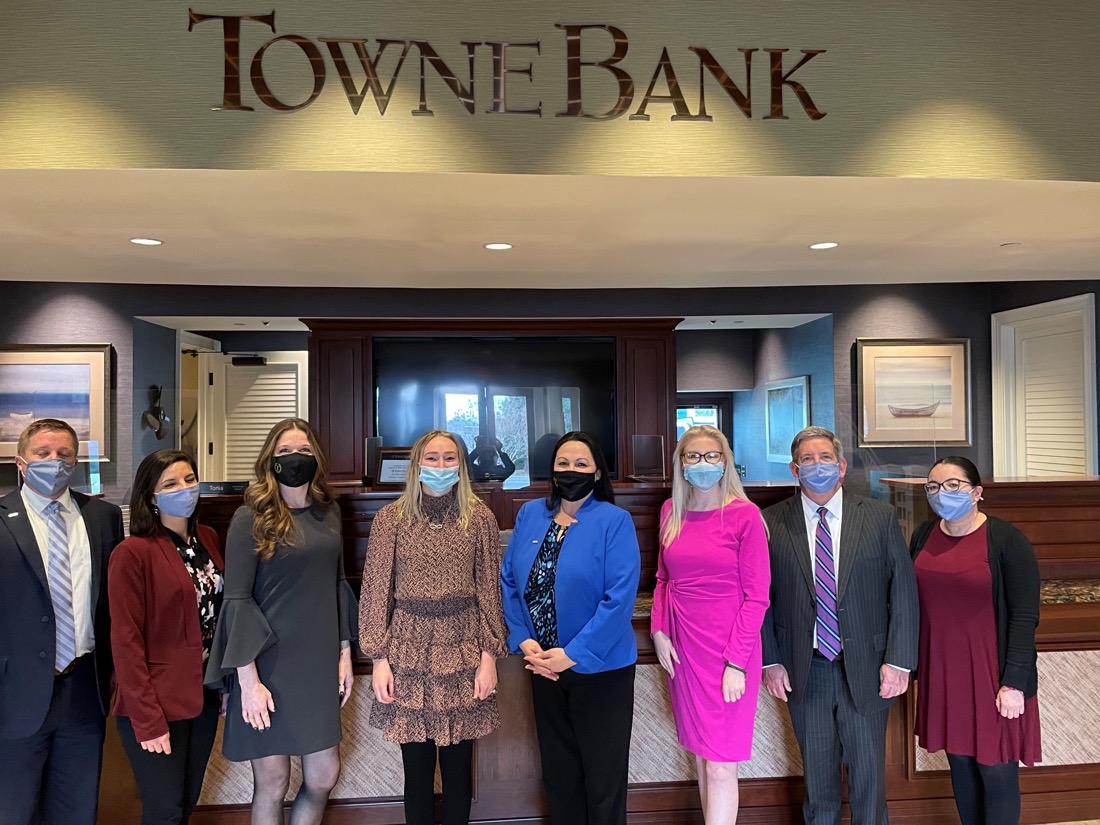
1, 169, 1098, 290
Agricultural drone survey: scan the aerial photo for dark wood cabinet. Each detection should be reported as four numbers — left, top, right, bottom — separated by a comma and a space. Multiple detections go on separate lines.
303, 318, 680, 484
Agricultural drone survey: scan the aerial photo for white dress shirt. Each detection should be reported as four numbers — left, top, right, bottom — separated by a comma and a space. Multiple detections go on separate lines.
21, 485, 95, 658
801, 488, 843, 653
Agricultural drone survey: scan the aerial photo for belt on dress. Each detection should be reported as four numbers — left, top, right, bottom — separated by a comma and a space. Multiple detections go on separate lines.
395, 595, 476, 617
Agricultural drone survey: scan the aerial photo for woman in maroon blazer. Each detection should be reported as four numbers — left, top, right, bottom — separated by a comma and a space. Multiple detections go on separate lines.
109, 449, 224, 825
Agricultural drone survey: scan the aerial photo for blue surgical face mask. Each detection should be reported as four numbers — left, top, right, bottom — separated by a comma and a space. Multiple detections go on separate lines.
797, 461, 841, 495
156, 485, 200, 519
683, 462, 724, 492
927, 488, 975, 522
420, 465, 460, 494
21, 458, 77, 498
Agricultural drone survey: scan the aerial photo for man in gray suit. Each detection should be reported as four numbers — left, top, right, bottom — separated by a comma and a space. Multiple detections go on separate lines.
0, 419, 124, 825
761, 426, 917, 825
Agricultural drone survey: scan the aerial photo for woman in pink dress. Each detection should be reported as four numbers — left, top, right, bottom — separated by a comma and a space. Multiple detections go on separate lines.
652, 425, 770, 824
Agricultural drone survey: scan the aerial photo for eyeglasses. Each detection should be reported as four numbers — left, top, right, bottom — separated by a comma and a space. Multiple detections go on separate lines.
923, 478, 972, 494
683, 451, 724, 465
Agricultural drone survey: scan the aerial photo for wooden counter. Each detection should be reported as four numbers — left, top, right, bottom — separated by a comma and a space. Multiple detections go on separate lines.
882, 475, 1100, 579
97, 479, 1100, 824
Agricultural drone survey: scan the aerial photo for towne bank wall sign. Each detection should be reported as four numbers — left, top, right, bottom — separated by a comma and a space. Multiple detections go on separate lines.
188, 10, 828, 121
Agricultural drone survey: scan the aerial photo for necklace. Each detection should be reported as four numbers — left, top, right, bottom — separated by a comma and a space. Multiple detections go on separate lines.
423, 494, 459, 530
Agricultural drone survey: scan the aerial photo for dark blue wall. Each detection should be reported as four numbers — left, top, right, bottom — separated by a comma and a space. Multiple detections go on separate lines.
733, 316, 835, 480
5, 278, 1094, 502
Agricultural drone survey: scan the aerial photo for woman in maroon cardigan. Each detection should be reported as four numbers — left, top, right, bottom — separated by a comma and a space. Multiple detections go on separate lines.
109, 449, 224, 825
909, 456, 1041, 825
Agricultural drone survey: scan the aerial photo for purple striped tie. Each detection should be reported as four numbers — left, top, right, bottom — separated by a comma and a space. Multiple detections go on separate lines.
814, 506, 841, 661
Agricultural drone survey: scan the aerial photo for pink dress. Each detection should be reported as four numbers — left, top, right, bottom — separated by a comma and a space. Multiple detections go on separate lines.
651, 499, 771, 762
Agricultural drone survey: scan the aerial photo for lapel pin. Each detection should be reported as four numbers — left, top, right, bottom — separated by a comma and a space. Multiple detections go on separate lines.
6, 512, 19, 518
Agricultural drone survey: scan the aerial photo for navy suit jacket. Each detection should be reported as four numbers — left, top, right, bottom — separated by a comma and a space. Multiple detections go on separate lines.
0, 488, 124, 739
760, 490, 918, 715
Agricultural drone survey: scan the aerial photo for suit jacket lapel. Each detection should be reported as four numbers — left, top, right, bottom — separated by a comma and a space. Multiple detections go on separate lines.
837, 494, 864, 599
0, 491, 49, 592
782, 496, 816, 598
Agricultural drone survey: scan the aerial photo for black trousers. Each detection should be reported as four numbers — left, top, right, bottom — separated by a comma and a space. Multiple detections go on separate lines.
946, 752, 1022, 825
529, 664, 635, 825
787, 655, 890, 825
116, 694, 221, 825
400, 738, 474, 825
0, 655, 105, 825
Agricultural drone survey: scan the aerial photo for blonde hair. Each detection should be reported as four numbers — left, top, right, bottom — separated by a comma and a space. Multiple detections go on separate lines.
661, 425, 751, 547
393, 430, 482, 530
245, 418, 336, 560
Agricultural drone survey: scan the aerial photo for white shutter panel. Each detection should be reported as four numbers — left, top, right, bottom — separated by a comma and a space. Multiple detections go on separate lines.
1020, 330, 1087, 476
224, 364, 300, 480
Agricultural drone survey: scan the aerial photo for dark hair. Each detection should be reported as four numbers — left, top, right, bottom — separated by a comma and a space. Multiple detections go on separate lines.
129, 449, 200, 537
931, 455, 981, 487
544, 431, 615, 509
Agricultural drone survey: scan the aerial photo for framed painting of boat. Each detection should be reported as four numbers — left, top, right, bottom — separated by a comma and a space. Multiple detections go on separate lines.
856, 338, 971, 447
766, 376, 810, 462
0, 344, 112, 462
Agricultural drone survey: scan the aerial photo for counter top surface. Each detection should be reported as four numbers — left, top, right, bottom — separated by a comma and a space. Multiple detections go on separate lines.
632, 580, 1100, 617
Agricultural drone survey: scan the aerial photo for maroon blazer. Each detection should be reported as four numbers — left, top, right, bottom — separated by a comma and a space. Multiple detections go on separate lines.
108, 525, 223, 742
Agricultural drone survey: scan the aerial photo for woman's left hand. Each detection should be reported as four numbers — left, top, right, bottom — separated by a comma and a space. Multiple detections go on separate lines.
722, 666, 746, 703
474, 651, 498, 700
525, 647, 576, 674
996, 686, 1025, 719
338, 646, 354, 708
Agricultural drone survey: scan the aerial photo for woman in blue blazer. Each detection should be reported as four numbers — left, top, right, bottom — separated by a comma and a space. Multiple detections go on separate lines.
501, 432, 641, 825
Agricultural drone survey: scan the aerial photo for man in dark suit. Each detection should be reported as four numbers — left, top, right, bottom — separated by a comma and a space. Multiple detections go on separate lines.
0, 419, 124, 825
761, 426, 918, 825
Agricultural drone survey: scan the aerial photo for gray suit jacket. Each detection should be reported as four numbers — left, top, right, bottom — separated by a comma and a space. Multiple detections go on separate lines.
760, 490, 918, 715
0, 489, 124, 739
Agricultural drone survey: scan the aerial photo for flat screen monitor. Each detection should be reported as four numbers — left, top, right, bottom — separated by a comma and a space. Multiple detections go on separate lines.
374, 337, 617, 487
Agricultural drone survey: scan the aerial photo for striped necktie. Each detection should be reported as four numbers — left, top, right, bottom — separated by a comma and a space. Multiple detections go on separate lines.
45, 501, 77, 671
814, 506, 841, 661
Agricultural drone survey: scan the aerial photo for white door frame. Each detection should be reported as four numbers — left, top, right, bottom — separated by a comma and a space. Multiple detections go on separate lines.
992, 293, 1097, 476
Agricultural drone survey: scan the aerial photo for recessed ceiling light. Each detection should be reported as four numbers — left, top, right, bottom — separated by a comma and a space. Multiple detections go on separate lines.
484, 243, 512, 251
809, 241, 838, 250
130, 237, 163, 246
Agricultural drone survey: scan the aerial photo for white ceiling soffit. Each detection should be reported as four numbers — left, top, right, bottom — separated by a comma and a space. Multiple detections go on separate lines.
141, 316, 310, 332
676, 314, 829, 330
3, 169, 1099, 290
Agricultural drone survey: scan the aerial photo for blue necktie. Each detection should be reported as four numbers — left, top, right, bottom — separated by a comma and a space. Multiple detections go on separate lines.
814, 506, 842, 660
45, 501, 77, 671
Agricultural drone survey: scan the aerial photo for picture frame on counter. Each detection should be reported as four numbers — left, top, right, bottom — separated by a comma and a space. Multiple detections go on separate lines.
374, 446, 413, 487
0, 343, 112, 462
856, 337, 971, 447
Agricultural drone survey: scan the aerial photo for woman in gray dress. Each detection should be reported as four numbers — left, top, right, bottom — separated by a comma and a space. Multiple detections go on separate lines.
206, 418, 357, 825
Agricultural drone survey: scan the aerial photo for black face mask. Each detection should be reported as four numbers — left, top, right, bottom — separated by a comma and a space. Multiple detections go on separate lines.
553, 470, 597, 502
272, 453, 318, 488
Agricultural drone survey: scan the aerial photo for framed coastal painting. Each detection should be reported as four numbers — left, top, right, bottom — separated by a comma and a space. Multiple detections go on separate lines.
765, 376, 810, 462
0, 344, 112, 461
856, 338, 971, 447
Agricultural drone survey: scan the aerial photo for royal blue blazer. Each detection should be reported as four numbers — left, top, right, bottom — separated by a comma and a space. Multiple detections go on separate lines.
501, 496, 640, 674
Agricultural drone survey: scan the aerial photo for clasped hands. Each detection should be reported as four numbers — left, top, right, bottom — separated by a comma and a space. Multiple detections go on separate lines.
520, 639, 575, 680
